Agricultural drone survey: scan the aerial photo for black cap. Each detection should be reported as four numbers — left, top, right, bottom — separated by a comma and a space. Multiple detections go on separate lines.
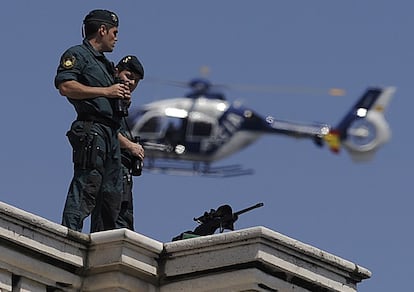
83, 9, 119, 27
117, 55, 144, 79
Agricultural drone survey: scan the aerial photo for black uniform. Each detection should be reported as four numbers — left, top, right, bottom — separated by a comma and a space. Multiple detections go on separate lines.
55, 35, 123, 232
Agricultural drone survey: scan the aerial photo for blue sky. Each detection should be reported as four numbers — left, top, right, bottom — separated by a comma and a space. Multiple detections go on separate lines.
0, 1, 411, 291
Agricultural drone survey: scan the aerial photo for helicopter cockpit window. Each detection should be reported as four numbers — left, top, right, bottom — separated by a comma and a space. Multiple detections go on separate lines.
139, 116, 162, 134
137, 114, 186, 142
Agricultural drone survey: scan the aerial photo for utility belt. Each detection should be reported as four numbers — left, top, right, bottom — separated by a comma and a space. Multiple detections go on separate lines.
77, 113, 120, 129
67, 121, 102, 170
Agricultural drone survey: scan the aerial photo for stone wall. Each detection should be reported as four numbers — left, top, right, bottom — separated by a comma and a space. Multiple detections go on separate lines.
0, 201, 371, 291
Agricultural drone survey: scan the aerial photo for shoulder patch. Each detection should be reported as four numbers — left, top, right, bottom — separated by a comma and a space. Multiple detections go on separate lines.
62, 56, 76, 69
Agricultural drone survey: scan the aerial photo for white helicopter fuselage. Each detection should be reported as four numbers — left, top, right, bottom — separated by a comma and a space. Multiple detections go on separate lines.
126, 82, 395, 176
129, 96, 263, 162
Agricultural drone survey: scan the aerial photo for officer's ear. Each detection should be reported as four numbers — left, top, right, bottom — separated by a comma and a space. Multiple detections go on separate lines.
98, 25, 107, 36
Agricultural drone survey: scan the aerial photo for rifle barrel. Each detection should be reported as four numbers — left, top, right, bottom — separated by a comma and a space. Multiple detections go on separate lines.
234, 203, 264, 216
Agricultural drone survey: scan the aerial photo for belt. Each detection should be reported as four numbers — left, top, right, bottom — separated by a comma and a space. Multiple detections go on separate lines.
77, 113, 120, 129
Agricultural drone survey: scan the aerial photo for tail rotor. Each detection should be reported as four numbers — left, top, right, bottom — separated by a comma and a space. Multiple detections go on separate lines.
324, 87, 396, 161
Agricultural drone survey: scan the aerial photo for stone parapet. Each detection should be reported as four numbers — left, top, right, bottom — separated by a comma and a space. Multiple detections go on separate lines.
162, 227, 371, 291
0, 201, 370, 291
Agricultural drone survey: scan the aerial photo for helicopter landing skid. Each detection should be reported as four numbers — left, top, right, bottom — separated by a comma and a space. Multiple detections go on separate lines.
144, 160, 254, 178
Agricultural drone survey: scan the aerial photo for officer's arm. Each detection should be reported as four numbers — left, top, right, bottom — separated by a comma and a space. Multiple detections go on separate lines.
119, 133, 144, 160
58, 80, 129, 100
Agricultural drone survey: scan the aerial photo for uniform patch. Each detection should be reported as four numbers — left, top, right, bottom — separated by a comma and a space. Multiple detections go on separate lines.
62, 56, 76, 69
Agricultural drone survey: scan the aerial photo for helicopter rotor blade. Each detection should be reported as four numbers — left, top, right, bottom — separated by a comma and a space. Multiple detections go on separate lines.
220, 83, 346, 97
144, 77, 189, 88
144, 76, 346, 97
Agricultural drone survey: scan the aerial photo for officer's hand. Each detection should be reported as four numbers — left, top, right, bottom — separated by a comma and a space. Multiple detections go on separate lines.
129, 142, 145, 160
107, 83, 131, 100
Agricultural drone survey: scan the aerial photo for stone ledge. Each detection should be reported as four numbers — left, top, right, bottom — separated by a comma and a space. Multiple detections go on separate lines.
86, 229, 163, 281
0, 201, 88, 242
163, 227, 371, 291
0, 200, 371, 292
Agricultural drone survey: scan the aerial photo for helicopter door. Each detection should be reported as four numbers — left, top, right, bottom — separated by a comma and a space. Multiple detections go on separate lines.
186, 113, 217, 152
164, 116, 185, 146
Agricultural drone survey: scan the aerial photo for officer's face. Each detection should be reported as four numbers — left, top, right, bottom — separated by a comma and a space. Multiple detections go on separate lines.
101, 26, 118, 52
118, 70, 141, 92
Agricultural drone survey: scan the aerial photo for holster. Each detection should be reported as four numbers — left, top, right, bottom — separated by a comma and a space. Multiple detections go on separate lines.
66, 122, 103, 169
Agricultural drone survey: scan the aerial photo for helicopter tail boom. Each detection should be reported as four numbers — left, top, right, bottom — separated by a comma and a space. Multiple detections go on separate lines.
325, 86, 396, 161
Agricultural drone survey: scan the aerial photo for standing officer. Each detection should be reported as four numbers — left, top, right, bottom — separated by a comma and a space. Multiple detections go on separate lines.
54, 9, 130, 232
90, 55, 145, 232
116, 56, 145, 231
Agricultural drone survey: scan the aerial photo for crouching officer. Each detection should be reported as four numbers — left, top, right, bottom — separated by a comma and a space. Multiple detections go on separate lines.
55, 9, 130, 232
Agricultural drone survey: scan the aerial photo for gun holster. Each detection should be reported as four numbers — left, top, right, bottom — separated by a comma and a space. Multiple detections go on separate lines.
66, 122, 102, 169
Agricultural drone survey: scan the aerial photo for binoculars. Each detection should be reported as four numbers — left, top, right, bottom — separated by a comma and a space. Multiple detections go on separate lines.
114, 77, 129, 117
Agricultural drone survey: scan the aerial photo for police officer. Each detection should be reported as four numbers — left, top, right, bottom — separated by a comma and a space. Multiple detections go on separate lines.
90, 55, 145, 232
54, 9, 130, 232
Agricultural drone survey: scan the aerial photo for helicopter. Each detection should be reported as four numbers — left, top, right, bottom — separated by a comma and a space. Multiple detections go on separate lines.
126, 78, 396, 177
